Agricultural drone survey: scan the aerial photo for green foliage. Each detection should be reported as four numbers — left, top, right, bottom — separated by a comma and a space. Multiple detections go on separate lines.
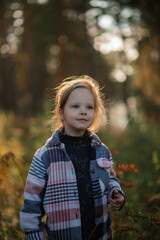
0, 214, 25, 240
99, 121, 160, 239
0, 111, 50, 239
0, 112, 160, 239
112, 205, 160, 240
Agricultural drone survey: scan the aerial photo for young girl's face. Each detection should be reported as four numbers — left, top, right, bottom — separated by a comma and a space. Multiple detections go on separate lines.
60, 87, 95, 136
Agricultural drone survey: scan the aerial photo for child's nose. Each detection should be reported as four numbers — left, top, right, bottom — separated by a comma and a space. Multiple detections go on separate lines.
81, 112, 86, 116
80, 107, 87, 115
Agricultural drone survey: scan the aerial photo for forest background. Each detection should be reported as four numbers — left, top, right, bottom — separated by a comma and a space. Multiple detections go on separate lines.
0, 0, 160, 239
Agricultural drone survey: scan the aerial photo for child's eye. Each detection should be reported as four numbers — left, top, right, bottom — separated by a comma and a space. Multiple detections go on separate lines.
87, 106, 94, 109
72, 105, 79, 108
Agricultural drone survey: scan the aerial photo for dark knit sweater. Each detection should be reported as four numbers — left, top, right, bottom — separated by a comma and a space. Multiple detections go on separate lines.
59, 131, 96, 240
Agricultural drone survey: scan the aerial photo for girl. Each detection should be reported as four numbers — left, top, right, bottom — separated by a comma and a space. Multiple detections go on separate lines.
20, 75, 125, 240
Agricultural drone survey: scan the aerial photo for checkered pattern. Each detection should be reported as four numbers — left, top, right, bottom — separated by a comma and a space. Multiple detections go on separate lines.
20, 130, 124, 240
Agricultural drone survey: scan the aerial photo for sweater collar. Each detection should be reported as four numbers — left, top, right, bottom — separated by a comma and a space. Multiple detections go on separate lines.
45, 129, 102, 147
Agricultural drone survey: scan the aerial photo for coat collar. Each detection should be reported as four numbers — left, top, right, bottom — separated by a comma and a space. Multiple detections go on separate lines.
45, 129, 102, 147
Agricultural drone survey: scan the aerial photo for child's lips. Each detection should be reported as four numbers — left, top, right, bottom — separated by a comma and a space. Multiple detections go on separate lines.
77, 118, 88, 122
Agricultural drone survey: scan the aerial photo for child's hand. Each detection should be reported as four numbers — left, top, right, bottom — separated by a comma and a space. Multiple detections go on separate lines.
108, 190, 125, 210
110, 168, 116, 177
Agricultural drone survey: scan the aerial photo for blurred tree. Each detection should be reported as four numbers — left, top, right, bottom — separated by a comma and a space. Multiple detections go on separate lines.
86, 0, 160, 122
0, 0, 109, 116
14, 2, 49, 115
0, 0, 159, 121
110, 0, 160, 121
0, 0, 16, 112
46, 0, 110, 93
132, 0, 160, 122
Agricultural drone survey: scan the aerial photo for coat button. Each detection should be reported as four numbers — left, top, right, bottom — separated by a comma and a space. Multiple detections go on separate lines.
91, 169, 95, 173
93, 191, 99, 196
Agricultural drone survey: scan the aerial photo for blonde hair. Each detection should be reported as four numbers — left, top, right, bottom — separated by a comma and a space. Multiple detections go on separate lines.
51, 75, 107, 133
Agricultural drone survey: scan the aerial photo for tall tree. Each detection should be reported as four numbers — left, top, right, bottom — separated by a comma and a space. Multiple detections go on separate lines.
0, 0, 16, 112
0, 0, 110, 115
109, 0, 160, 121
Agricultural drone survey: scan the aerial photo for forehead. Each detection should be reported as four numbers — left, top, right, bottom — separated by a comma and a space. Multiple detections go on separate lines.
67, 87, 94, 102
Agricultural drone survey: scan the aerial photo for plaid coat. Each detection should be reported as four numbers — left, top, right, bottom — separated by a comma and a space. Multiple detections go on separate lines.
20, 130, 124, 240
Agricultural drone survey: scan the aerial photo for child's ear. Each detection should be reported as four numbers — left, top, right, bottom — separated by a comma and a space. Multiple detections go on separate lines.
59, 108, 64, 120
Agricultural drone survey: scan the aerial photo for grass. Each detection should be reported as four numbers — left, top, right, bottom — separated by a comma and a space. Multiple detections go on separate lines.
0, 111, 160, 239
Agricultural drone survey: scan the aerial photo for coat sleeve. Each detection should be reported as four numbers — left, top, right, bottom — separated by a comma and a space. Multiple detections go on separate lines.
106, 148, 125, 200
20, 148, 48, 240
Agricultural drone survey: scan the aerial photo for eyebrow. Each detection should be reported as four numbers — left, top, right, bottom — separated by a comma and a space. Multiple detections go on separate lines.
71, 101, 94, 105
